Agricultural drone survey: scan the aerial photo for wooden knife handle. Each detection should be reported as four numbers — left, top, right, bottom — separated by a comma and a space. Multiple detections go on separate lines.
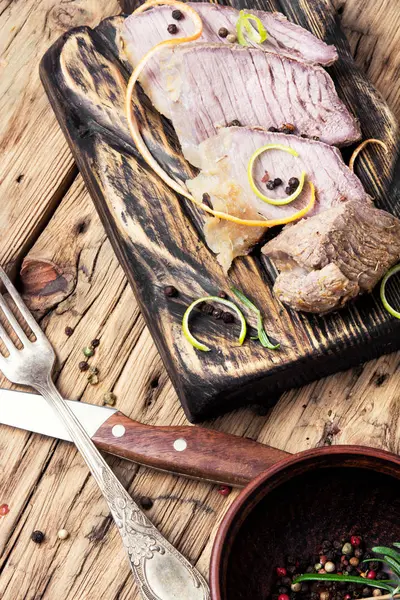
92, 412, 289, 487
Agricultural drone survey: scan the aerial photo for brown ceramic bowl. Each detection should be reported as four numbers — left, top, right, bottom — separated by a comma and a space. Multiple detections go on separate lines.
211, 446, 400, 600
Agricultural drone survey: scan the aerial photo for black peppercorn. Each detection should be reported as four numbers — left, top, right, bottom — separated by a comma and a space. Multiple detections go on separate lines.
218, 26, 229, 38
31, 530, 45, 544
376, 571, 389, 580
273, 178, 283, 187
312, 135, 320, 141
140, 496, 153, 510
91, 338, 100, 348
202, 192, 213, 209
228, 119, 241, 127
172, 9, 183, 20
278, 587, 289, 594
164, 285, 178, 298
213, 308, 223, 319
203, 303, 214, 315
218, 290, 227, 299
268, 126, 278, 132
285, 186, 293, 195
167, 23, 178, 34
288, 177, 300, 188
65, 326, 74, 336
362, 588, 372, 598
222, 311, 234, 324
266, 181, 275, 190
300, 133, 308, 138
79, 361, 89, 372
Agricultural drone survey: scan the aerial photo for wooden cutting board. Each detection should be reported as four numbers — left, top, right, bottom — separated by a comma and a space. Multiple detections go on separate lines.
40, 0, 400, 422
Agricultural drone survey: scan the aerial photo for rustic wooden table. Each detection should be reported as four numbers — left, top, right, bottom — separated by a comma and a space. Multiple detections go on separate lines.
0, 1, 399, 598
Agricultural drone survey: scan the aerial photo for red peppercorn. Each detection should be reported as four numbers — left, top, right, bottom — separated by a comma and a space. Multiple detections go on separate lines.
278, 595, 289, 600
320, 555, 327, 565
367, 571, 377, 580
351, 535, 362, 547
276, 567, 287, 577
0, 504, 10, 516
344, 595, 352, 600
218, 485, 232, 497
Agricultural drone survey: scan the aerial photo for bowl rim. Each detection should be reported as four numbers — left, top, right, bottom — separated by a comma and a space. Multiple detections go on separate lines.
210, 445, 400, 600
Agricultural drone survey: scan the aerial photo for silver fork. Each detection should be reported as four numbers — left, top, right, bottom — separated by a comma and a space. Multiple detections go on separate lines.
0, 267, 210, 600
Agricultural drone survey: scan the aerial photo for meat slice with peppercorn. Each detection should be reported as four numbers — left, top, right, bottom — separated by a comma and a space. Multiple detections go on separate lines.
262, 200, 400, 313
124, 43, 360, 165
122, 2, 338, 70
186, 127, 368, 271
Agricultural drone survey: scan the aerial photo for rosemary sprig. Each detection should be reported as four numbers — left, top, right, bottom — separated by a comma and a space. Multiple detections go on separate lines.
293, 542, 400, 600
231, 287, 280, 350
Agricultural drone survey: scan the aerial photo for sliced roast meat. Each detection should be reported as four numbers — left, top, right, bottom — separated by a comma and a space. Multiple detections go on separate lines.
122, 3, 338, 67
262, 200, 400, 313
186, 127, 367, 271
131, 44, 360, 164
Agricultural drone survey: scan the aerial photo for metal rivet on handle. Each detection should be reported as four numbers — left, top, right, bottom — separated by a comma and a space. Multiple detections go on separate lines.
112, 424, 126, 438
173, 438, 187, 452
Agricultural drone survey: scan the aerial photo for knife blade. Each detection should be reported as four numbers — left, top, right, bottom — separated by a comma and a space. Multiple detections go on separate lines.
0, 388, 289, 486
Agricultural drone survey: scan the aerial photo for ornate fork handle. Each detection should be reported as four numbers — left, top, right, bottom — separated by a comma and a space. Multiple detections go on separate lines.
38, 376, 210, 600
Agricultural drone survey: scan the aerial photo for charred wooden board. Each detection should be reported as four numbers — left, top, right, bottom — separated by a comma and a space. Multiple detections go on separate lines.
40, 0, 400, 422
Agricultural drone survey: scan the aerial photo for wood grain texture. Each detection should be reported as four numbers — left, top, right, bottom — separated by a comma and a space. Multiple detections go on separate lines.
0, 1, 399, 599
39, 0, 400, 421
93, 411, 289, 486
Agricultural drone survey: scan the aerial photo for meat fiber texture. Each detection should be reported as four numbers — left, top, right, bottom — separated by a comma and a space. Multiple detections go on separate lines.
263, 200, 400, 313
126, 43, 360, 165
122, 2, 338, 68
186, 127, 368, 272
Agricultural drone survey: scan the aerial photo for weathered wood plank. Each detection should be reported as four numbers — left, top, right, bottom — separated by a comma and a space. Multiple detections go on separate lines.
0, 0, 121, 271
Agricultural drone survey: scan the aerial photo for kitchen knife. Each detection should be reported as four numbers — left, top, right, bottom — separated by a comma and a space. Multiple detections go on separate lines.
0, 388, 288, 487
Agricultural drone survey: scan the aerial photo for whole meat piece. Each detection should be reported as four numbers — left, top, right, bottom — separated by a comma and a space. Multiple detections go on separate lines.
186, 127, 368, 271
262, 200, 400, 313
122, 3, 338, 67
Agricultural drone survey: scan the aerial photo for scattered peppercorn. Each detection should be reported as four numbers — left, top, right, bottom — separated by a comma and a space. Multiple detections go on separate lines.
164, 285, 178, 298
266, 181, 275, 190
222, 312, 234, 324
218, 485, 232, 497
218, 290, 227, 299
79, 361, 89, 372
274, 177, 283, 187
83, 346, 94, 358
103, 392, 117, 406
172, 8, 183, 20
140, 496, 154, 510
291, 583, 302, 592
65, 326, 74, 336
31, 530, 45, 544
325, 561, 335, 573
367, 571, 377, 580
342, 543, 353, 556
167, 23, 178, 34
213, 308, 223, 319
281, 123, 295, 133
226, 33, 237, 43
285, 186, 293, 195
288, 177, 300, 188
91, 338, 100, 348
202, 303, 214, 315
57, 529, 69, 540
350, 536, 362, 547
300, 133, 308, 138
87, 373, 99, 385
0, 503, 10, 516
202, 192, 213, 210
218, 26, 229, 38
268, 126, 279, 132
313, 135, 320, 141
261, 171, 270, 183
372, 591, 382, 597
349, 557, 360, 567
228, 119, 241, 127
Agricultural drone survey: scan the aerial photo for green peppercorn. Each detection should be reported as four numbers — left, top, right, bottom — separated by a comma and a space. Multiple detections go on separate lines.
83, 346, 94, 358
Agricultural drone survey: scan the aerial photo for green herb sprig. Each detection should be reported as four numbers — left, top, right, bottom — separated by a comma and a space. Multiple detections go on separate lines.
231, 287, 280, 350
294, 543, 400, 600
